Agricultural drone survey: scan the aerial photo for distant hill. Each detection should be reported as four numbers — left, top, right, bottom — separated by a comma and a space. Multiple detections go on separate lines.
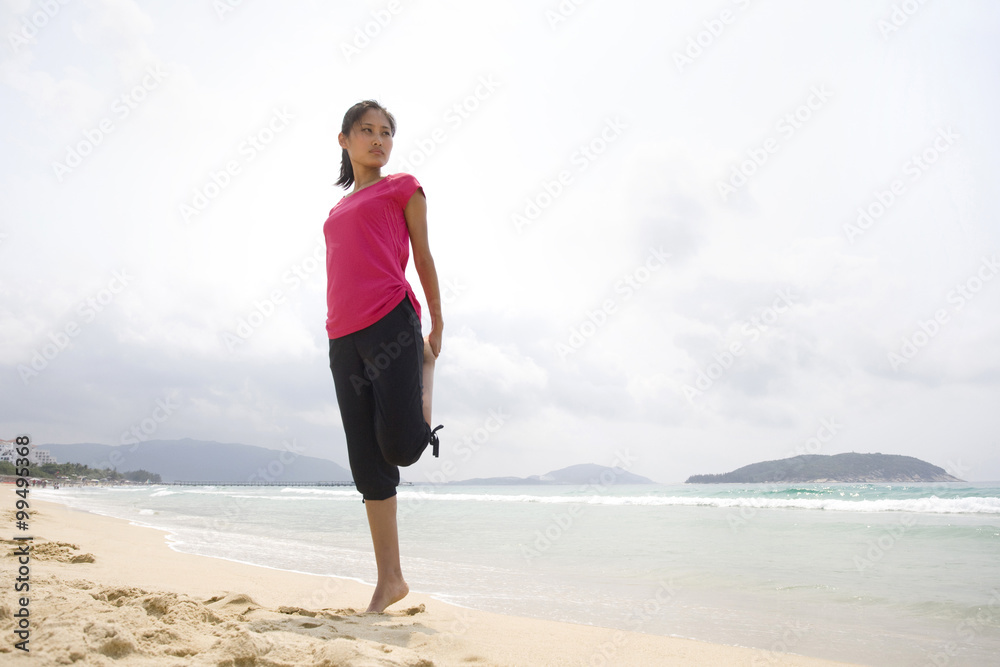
451, 463, 655, 485
686, 453, 962, 484
41, 438, 353, 483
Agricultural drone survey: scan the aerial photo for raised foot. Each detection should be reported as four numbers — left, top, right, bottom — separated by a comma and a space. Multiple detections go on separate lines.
365, 578, 409, 613
421, 336, 437, 427
423, 336, 437, 365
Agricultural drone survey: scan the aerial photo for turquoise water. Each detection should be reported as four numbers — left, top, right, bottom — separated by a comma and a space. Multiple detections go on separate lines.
36, 482, 1000, 666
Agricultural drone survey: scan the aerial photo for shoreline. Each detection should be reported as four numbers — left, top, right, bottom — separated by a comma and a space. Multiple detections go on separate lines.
1, 499, 864, 666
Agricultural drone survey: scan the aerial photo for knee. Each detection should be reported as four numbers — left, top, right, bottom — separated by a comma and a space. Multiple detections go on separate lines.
381, 444, 420, 468
379, 428, 428, 468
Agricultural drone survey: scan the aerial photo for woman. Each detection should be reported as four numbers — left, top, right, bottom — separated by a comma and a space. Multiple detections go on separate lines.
324, 99, 443, 613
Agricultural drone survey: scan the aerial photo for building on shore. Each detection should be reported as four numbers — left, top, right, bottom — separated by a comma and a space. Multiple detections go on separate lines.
0, 439, 58, 465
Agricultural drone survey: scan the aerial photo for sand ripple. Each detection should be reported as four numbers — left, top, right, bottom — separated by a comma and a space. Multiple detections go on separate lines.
0, 575, 437, 666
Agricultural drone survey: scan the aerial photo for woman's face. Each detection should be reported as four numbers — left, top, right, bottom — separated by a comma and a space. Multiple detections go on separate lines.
340, 108, 393, 169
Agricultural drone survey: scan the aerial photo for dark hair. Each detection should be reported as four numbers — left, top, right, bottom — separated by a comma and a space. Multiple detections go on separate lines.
335, 100, 397, 189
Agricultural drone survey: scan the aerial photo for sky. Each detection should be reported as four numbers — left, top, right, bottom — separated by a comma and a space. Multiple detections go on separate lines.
2, 0, 999, 483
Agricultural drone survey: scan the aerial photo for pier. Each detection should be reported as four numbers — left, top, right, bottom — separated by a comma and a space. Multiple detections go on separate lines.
164, 481, 358, 487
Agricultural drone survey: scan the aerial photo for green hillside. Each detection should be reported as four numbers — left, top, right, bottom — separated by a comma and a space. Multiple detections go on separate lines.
686, 453, 961, 484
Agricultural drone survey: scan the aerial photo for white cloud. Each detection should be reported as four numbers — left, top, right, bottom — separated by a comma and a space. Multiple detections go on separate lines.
2, 0, 999, 481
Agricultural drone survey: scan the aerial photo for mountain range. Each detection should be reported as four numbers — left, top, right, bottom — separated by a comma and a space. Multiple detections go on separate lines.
39, 440, 656, 486
41, 438, 352, 483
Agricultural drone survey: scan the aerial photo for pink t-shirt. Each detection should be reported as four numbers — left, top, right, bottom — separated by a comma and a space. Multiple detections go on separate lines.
324, 173, 424, 339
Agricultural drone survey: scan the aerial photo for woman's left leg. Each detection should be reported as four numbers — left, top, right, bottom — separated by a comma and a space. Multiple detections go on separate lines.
421, 335, 437, 426
358, 297, 433, 466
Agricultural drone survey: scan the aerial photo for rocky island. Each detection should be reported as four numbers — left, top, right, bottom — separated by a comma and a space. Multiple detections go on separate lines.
686, 453, 963, 484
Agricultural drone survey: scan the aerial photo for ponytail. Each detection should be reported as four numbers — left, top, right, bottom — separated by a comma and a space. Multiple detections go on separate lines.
336, 147, 353, 189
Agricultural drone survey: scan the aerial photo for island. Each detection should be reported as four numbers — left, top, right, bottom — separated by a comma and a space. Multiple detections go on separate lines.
449, 463, 656, 485
686, 453, 963, 484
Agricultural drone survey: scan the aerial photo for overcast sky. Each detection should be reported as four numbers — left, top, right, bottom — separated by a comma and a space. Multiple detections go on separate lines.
2, 0, 999, 483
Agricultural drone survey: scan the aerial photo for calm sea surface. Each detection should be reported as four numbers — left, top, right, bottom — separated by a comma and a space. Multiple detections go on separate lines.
36, 482, 1000, 666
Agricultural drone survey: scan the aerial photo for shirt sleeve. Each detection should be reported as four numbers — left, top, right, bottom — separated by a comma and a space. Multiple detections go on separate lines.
393, 173, 424, 209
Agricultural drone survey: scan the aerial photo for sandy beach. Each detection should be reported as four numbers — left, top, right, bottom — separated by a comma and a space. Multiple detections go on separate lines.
0, 499, 863, 666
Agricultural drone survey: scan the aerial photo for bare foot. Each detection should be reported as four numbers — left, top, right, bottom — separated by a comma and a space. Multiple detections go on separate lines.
366, 577, 409, 613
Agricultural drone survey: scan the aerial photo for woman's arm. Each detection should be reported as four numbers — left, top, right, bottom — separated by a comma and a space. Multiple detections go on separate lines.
404, 189, 443, 357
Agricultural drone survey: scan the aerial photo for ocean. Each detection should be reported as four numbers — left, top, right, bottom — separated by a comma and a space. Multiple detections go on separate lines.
35, 481, 1000, 666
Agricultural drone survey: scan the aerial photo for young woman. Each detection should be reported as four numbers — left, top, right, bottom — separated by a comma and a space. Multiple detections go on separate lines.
324, 100, 443, 613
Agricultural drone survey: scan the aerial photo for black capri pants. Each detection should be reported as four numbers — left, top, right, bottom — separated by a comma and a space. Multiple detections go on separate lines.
329, 295, 433, 501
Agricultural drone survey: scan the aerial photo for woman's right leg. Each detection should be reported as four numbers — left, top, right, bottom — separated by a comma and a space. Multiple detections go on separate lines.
329, 335, 399, 499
